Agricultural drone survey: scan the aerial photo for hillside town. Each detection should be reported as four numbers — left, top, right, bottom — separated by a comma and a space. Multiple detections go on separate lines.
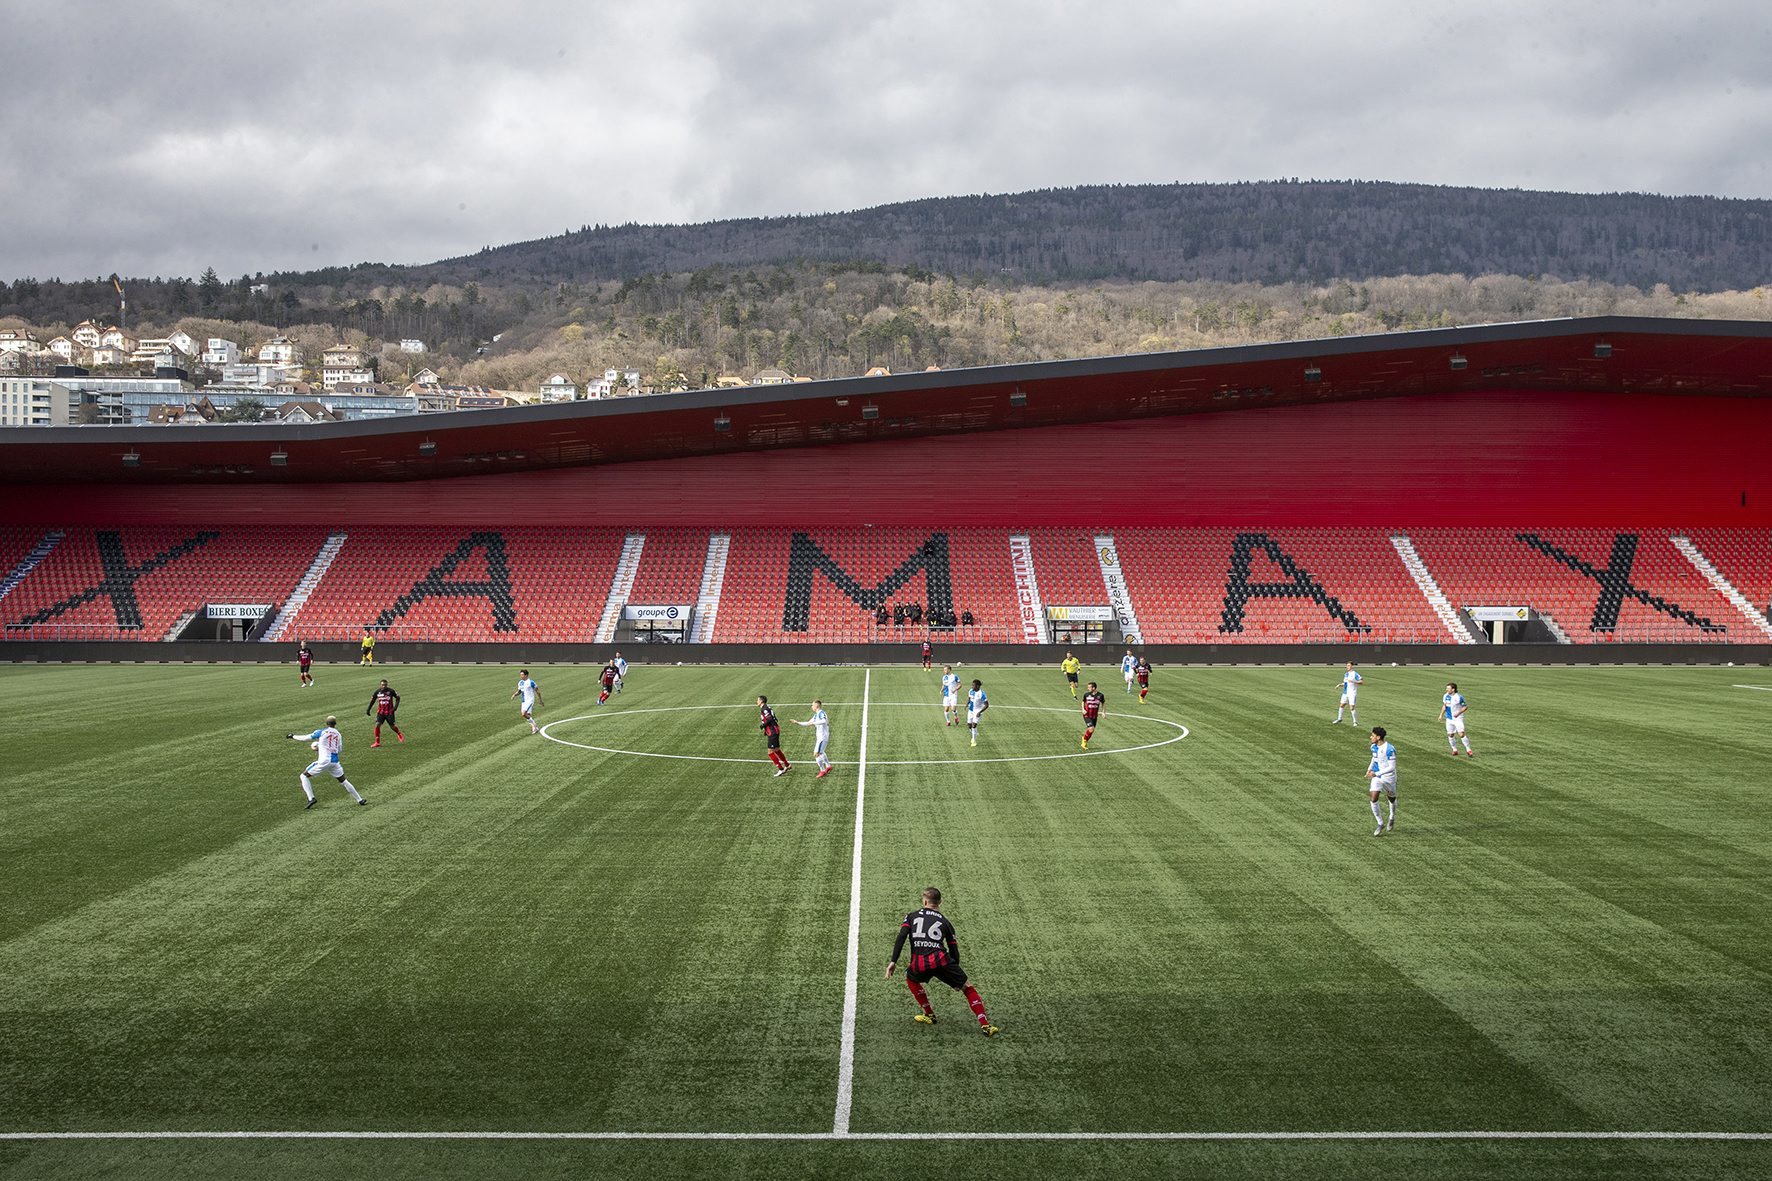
0, 321, 851, 427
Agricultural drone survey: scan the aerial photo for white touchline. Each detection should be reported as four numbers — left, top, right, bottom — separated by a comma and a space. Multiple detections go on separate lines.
1, 1130, 1767, 1142
832, 668, 870, 1136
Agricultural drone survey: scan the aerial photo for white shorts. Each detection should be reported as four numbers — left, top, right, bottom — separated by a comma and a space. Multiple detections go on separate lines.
814, 735, 829, 756
305, 759, 345, 779
1445, 716, 1466, 735
1123, 670, 1135, 682
942, 694, 958, 708
1369, 775, 1396, 797
967, 708, 983, 725
1341, 688, 1358, 704
520, 701, 536, 717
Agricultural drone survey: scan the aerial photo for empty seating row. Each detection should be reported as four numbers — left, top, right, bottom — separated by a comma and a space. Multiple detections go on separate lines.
0, 526, 1766, 644
0, 527, 330, 641
1412, 530, 1751, 644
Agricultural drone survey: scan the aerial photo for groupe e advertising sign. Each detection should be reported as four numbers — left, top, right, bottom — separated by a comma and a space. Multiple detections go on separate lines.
623, 604, 692, 622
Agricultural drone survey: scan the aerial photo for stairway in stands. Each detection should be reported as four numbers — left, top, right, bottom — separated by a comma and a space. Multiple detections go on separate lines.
0, 530, 64, 605
1093, 533, 1144, 644
1671, 534, 1772, 638
595, 533, 647, 643
264, 532, 348, 642
691, 533, 731, 643
1389, 534, 1479, 643
1007, 534, 1045, 643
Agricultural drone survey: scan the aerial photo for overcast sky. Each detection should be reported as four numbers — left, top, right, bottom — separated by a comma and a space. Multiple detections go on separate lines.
4, 0, 1768, 280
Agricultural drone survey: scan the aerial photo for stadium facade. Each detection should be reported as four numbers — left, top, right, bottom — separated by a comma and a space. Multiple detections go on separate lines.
1, 317, 1769, 663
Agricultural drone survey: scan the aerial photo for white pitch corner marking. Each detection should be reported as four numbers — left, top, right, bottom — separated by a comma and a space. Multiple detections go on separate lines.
833, 668, 870, 1135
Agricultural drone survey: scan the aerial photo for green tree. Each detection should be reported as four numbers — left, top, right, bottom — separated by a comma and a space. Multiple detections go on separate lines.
198, 267, 223, 309
216, 397, 264, 423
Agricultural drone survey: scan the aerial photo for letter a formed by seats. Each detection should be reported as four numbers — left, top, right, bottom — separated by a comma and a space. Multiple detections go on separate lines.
1218, 532, 1369, 635
368, 531, 519, 634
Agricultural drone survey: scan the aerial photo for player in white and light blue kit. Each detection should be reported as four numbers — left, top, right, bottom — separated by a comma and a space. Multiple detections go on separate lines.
613, 652, 628, 695
1365, 726, 1396, 836
794, 699, 833, 779
940, 665, 962, 727
1120, 649, 1138, 695
286, 715, 366, 809
1333, 661, 1363, 725
1441, 682, 1475, 757
510, 669, 543, 735
966, 680, 989, 748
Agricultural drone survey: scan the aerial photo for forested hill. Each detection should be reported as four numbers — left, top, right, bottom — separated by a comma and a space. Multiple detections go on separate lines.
393, 181, 1772, 292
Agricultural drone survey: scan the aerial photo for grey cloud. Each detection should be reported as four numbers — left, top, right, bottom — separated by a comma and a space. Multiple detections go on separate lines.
2, 0, 1769, 281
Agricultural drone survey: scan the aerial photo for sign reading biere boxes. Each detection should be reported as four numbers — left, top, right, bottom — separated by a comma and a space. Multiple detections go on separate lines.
206, 604, 273, 620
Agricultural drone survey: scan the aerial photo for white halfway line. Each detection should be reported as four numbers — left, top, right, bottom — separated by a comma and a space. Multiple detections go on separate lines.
832, 668, 870, 1135
1733, 684, 1772, 692
1, 1130, 1767, 1143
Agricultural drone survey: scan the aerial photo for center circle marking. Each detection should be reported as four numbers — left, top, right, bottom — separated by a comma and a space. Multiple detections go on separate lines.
540, 701, 1189, 766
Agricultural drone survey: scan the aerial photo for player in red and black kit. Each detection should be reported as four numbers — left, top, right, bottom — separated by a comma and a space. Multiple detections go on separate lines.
1135, 657, 1152, 703
921, 640, 933, 671
598, 660, 618, 705
297, 641, 315, 688
758, 695, 791, 776
886, 886, 998, 1036
1080, 681, 1105, 749
365, 679, 405, 747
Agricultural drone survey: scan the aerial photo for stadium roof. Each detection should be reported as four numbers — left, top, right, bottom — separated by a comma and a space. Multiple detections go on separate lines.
3, 316, 1770, 485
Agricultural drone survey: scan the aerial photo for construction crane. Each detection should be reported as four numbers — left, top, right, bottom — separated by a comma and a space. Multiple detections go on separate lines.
109, 274, 127, 332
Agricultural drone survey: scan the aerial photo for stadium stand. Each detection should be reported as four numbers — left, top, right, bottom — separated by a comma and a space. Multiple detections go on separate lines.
625, 528, 713, 607
1028, 530, 1115, 615
1684, 529, 1772, 636
940, 529, 1024, 642
0, 527, 48, 594
0, 526, 328, 641
1115, 528, 1450, 644
281, 527, 626, 643
1, 525, 1769, 645
1410, 529, 1745, 643
712, 527, 1024, 643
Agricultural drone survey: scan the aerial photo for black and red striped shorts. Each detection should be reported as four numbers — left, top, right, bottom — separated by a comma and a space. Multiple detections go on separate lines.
905, 952, 968, 989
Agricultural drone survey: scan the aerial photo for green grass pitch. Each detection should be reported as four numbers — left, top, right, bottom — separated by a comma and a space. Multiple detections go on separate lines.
2, 659, 1769, 1180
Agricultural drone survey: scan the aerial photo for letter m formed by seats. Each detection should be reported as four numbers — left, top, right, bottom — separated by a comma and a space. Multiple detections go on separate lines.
782, 532, 953, 632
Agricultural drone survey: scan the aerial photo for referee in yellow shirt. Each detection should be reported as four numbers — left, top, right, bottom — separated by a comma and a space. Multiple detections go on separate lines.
1061, 651, 1082, 698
